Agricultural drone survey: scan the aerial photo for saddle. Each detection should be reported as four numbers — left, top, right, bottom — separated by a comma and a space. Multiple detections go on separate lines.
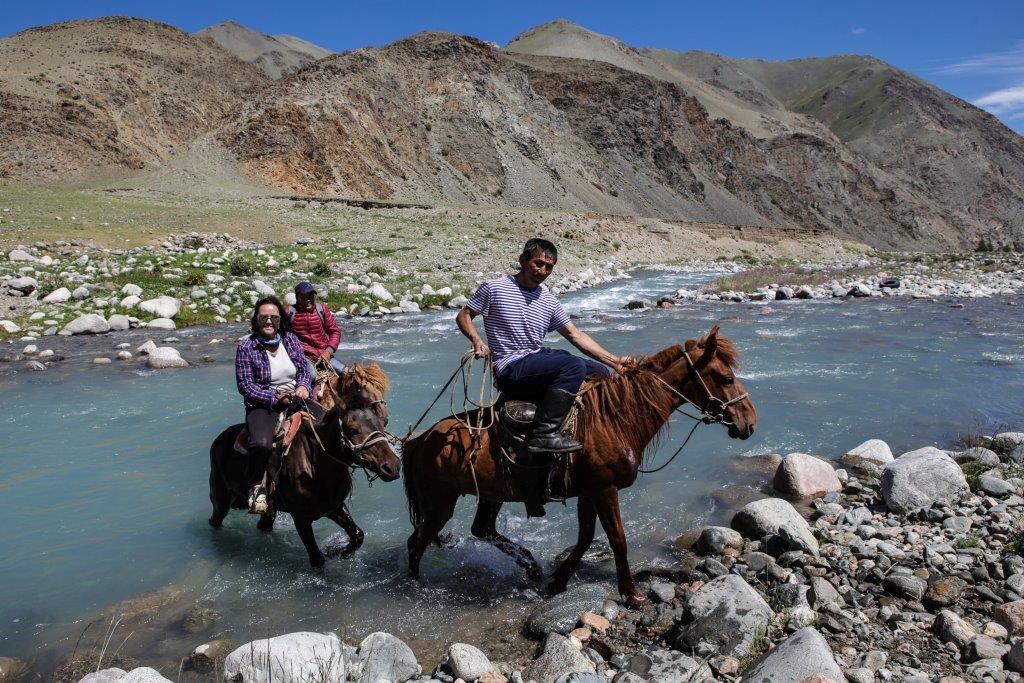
233, 411, 306, 456
497, 398, 573, 515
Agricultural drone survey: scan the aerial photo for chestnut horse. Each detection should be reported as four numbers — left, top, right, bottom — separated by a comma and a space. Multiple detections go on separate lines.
209, 363, 400, 566
401, 326, 756, 606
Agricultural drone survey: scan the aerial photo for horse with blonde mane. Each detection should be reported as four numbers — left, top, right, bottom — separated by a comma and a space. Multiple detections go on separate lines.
401, 326, 756, 606
209, 362, 400, 566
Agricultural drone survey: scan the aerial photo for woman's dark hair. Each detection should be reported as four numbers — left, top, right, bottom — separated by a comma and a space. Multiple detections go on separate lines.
521, 238, 558, 261
250, 295, 292, 338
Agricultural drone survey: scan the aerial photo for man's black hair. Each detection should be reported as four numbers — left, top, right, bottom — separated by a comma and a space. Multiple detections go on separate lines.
250, 295, 292, 337
521, 238, 558, 261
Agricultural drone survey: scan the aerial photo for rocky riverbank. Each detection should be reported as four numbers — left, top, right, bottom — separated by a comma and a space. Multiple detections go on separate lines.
15, 428, 1023, 683
628, 253, 1024, 309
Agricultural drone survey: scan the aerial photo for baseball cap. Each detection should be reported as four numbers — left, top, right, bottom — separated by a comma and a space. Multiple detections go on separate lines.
294, 281, 317, 294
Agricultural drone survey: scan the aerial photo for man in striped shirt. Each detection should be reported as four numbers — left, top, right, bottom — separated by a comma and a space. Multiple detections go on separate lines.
457, 238, 626, 456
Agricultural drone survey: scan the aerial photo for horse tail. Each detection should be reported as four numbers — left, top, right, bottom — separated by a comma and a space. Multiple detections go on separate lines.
402, 432, 425, 528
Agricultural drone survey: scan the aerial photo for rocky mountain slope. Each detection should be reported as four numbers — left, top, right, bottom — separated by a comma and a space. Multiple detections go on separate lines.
195, 20, 332, 78
2, 16, 1022, 249
0, 17, 268, 184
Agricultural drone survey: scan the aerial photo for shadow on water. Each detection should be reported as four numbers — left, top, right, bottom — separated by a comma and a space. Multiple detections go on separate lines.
2, 270, 1023, 673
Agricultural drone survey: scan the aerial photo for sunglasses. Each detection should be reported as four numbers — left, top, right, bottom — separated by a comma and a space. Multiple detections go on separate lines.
257, 315, 281, 324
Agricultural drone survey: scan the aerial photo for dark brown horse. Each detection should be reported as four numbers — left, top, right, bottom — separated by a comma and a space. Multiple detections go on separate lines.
401, 326, 756, 606
209, 364, 401, 566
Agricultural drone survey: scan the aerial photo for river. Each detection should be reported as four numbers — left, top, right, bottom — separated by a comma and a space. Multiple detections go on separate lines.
2, 269, 1023, 671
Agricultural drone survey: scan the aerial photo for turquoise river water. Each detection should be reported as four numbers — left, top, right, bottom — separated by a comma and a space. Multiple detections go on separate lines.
2, 270, 1023, 670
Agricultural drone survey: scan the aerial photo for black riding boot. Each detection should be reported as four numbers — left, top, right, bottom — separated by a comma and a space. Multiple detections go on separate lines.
527, 388, 583, 454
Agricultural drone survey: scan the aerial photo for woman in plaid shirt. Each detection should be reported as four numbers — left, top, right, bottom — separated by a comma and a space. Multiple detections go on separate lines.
235, 295, 315, 512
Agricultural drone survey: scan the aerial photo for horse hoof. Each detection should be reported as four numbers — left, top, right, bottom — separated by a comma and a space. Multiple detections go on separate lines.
623, 592, 648, 609
208, 517, 222, 528
309, 555, 326, 568
527, 566, 544, 583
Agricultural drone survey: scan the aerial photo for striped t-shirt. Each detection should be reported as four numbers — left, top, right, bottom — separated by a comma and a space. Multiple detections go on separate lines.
467, 275, 571, 374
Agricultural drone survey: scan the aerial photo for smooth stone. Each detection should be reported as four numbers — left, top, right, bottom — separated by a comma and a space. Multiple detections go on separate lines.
146, 347, 188, 369
6, 276, 37, 293
880, 447, 969, 514
739, 627, 843, 682
224, 632, 344, 683
883, 575, 926, 601
355, 632, 419, 683
121, 668, 174, 683
42, 287, 72, 303
121, 283, 143, 297
138, 296, 181, 319
979, 474, 1016, 496
992, 433, 1024, 453
61, 313, 109, 335
79, 668, 127, 683
189, 639, 232, 669
448, 643, 493, 681
841, 439, 894, 469
523, 633, 595, 683
136, 340, 157, 355
146, 318, 176, 331
7, 248, 34, 262
773, 452, 842, 497
934, 609, 978, 649
527, 583, 608, 637
107, 314, 131, 331
116, 351, 132, 361
994, 600, 1024, 636
953, 447, 1000, 467
731, 498, 819, 555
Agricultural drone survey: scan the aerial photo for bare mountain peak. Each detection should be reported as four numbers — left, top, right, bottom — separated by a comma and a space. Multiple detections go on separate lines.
195, 19, 331, 79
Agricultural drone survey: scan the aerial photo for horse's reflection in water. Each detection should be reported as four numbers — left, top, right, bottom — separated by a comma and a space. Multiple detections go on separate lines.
403, 326, 756, 607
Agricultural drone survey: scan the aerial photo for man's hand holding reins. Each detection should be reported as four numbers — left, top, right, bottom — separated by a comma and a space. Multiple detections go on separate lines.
472, 340, 490, 358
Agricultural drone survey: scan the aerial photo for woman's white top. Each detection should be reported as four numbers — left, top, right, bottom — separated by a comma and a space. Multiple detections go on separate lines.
266, 346, 297, 393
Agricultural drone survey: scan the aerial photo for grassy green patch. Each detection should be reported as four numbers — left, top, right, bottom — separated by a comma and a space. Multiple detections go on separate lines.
705, 264, 879, 293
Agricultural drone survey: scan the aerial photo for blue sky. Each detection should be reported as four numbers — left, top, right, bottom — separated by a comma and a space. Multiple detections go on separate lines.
4, 0, 1024, 134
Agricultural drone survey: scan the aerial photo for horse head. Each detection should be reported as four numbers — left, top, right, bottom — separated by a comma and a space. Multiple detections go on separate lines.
323, 363, 401, 482
674, 325, 756, 439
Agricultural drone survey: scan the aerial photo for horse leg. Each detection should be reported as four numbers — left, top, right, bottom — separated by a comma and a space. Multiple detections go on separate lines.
408, 493, 458, 580
549, 496, 597, 595
256, 512, 276, 532
208, 465, 231, 528
292, 514, 325, 567
325, 503, 364, 558
471, 500, 543, 582
594, 487, 646, 607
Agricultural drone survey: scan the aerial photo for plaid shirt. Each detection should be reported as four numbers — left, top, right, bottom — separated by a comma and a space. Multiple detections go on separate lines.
235, 332, 313, 410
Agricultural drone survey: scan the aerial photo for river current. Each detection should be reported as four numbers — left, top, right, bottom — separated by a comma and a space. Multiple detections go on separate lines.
2, 270, 1023, 669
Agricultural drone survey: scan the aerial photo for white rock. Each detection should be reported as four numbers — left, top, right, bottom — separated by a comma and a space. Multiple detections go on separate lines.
252, 280, 275, 296
842, 439, 894, 468
436, 286, 453, 297
72, 285, 91, 300
138, 296, 181, 319
741, 627, 844, 682
147, 318, 176, 331
22, 344, 38, 354
223, 632, 344, 683
136, 340, 158, 355
0, 320, 21, 333
120, 295, 141, 308
120, 283, 143, 297
420, 283, 436, 295
368, 283, 394, 302
146, 347, 188, 369
447, 643, 493, 681
42, 287, 72, 303
773, 453, 842, 497
116, 350, 132, 361
7, 276, 38, 293
119, 668, 172, 683
8, 248, 34, 262
108, 314, 131, 331
61, 314, 109, 335
881, 446, 969, 514
355, 632, 418, 683
731, 497, 819, 555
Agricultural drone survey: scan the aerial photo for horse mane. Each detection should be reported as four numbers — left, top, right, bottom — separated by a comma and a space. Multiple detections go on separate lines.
340, 362, 390, 399
577, 333, 739, 463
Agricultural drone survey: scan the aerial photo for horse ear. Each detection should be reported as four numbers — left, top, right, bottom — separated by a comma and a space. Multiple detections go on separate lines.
700, 326, 719, 363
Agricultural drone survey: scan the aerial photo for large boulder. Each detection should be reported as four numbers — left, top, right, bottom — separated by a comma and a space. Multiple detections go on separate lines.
354, 632, 418, 683
8, 248, 35, 262
146, 347, 188, 369
675, 574, 774, 657
146, 318, 176, 331
121, 669, 173, 683
840, 439, 893, 469
120, 283, 143, 297
880, 447, 969, 514
527, 583, 608, 637
79, 668, 126, 683
644, 649, 712, 681
447, 643, 493, 681
740, 627, 844, 682
224, 632, 344, 683
138, 296, 181, 319
7, 276, 38, 294
731, 498, 819, 555
107, 315, 131, 331
61, 313, 109, 335
773, 453, 841, 497
522, 633, 594, 683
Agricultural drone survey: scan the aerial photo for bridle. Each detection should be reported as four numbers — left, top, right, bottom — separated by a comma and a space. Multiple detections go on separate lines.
296, 394, 396, 484
637, 349, 750, 474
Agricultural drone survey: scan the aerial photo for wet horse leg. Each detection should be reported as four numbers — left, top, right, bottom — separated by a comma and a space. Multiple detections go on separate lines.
256, 512, 276, 532
292, 513, 326, 567
325, 503, 364, 558
407, 492, 458, 579
208, 467, 231, 528
549, 496, 596, 594
594, 486, 646, 607
471, 500, 543, 582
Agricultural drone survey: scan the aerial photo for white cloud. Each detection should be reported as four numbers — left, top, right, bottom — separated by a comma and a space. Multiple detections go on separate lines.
974, 84, 1024, 115
936, 40, 1024, 76
850, 27, 866, 36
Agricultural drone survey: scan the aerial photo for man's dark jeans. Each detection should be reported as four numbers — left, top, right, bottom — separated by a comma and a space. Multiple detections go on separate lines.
497, 348, 610, 400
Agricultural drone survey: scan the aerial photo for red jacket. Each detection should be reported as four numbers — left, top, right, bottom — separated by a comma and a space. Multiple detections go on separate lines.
288, 303, 342, 361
